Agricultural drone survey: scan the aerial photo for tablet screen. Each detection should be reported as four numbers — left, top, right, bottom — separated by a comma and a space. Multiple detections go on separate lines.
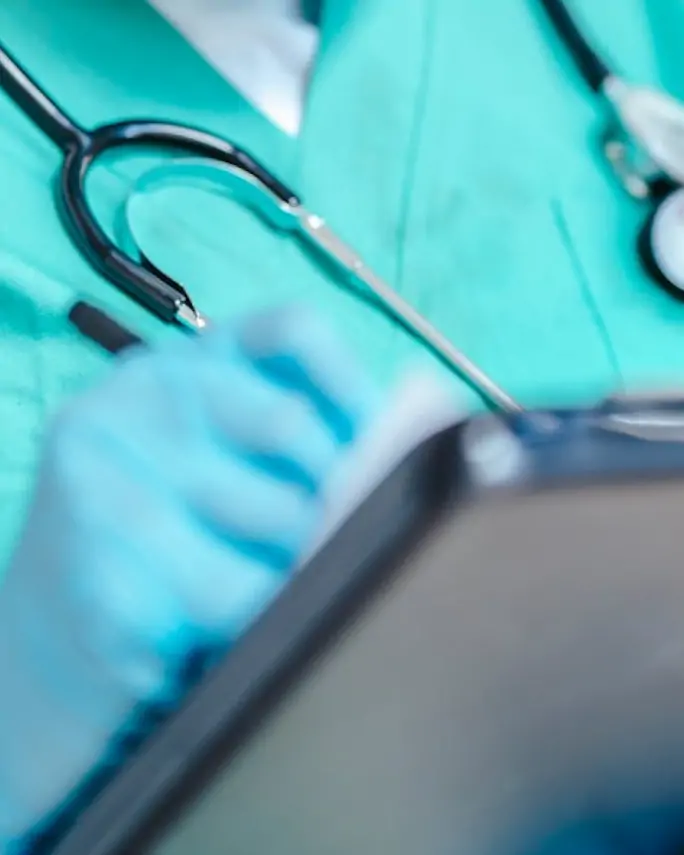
148, 480, 684, 855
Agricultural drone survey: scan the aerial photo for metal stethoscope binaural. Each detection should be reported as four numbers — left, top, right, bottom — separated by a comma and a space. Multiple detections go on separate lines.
539, 0, 684, 299
2, 3, 684, 415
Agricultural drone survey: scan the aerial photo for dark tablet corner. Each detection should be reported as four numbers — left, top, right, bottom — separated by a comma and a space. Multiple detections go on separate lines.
47, 424, 464, 855
43, 401, 684, 855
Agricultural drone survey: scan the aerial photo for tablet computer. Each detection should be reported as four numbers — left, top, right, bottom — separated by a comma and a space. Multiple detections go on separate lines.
46, 400, 684, 855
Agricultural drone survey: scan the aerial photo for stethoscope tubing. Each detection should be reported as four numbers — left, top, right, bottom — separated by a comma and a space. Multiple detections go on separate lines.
538, 0, 610, 92
0, 40, 86, 151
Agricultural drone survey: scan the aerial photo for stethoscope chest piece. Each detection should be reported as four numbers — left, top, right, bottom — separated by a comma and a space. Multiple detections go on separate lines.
538, 0, 684, 300
639, 185, 684, 300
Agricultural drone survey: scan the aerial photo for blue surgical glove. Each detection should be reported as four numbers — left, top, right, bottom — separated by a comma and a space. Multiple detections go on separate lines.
0, 306, 377, 848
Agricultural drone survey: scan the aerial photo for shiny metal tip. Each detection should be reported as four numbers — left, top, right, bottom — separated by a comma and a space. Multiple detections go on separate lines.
176, 302, 209, 332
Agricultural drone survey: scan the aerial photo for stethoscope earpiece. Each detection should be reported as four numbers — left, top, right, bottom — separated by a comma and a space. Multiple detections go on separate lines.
539, 0, 684, 299
639, 185, 684, 300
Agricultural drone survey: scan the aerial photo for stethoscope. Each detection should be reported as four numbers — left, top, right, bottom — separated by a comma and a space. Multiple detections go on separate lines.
2, 4, 684, 416
540, 0, 684, 299
0, 40, 522, 414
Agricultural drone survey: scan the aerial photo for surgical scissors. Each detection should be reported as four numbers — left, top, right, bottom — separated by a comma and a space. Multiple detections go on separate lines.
0, 41, 521, 413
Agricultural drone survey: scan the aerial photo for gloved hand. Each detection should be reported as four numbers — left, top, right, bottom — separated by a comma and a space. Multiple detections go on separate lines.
0, 306, 377, 849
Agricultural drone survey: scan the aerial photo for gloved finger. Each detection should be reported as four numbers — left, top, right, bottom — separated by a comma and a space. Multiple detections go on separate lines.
109, 517, 286, 652
97, 334, 343, 493
189, 348, 340, 492
74, 528, 285, 696
66, 531, 183, 705
177, 449, 320, 561
73, 317, 366, 492
61, 408, 320, 563
64, 454, 287, 663
177, 537, 289, 644
235, 305, 378, 444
